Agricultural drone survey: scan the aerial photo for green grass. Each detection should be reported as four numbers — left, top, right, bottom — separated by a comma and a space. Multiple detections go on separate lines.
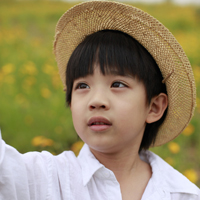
0, 0, 200, 186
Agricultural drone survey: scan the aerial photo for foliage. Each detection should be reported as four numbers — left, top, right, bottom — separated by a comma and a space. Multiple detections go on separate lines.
0, 1, 199, 186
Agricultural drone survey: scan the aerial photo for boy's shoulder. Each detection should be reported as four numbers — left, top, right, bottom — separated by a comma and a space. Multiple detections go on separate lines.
142, 150, 200, 197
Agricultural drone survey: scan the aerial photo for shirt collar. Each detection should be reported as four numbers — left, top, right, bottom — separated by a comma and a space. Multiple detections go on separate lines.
77, 144, 104, 186
78, 144, 199, 196
141, 150, 199, 197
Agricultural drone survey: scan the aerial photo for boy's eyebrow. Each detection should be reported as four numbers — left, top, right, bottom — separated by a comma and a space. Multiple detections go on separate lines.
108, 70, 134, 78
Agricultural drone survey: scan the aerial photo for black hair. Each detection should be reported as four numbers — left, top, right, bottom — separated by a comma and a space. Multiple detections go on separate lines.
66, 30, 167, 151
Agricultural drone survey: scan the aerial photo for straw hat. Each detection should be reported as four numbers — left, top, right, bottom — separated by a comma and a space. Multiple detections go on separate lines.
54, 1, 196, 147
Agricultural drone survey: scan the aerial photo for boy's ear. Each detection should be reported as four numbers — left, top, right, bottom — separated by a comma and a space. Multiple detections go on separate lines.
146, 93, 168, 124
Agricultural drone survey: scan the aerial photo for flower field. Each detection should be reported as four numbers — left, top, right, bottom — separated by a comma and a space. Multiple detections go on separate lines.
0, 0, 200, 187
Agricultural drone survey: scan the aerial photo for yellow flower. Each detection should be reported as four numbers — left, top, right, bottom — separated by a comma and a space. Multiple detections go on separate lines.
21, 62, 37, 75
193, 66, 200, 83
71, 141, 84, 156
41, 138, 54, 147
32, 136, 54, 147
168, 142, 180, 154
41, 88, 51, 99
183, 169, 198, 184
182, 124, 194, 136
52, 74, 62, 89
42, 64, 55, 75
1, 63, 15, 75
32, 136, 44, 146
23, 77, 36, 87
31, 38, 41, 47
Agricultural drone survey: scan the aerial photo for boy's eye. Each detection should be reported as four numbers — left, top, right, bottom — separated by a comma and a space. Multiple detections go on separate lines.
75, 83, 89, 89
111, 81, 127, 88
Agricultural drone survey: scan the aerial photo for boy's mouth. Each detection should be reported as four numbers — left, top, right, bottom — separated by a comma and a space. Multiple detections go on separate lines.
91, 122, 108, 125
88, 117, 112, 132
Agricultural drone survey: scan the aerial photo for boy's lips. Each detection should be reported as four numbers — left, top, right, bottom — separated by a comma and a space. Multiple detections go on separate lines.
87, 116, 112, 132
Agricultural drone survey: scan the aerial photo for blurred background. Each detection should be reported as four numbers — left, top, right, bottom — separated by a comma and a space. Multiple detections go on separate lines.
0, 0, 200, 187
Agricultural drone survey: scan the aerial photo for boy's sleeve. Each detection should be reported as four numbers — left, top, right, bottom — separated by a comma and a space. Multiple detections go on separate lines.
0, 130, 50, 200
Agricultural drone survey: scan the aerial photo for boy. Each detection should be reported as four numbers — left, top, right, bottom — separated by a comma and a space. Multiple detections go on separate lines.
0, 1, 199, 199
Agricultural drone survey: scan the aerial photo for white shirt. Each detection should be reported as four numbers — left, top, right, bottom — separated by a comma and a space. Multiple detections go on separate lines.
0, 132, 199, 200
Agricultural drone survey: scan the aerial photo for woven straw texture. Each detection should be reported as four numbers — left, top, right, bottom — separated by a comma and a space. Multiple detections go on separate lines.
54, 1, 196, 147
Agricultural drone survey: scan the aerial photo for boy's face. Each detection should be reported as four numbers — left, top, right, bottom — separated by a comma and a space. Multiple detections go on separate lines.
70, 64, 152, 154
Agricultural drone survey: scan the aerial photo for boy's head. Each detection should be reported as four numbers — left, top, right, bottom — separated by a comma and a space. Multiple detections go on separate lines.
54, 1, 196, 148
66, 30, 167, 151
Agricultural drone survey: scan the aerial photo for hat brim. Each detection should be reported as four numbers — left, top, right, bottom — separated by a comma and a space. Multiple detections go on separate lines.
54, 1, 196, 147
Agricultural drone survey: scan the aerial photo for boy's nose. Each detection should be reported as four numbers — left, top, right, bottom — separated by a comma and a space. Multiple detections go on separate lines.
88, 92, 110, 111
89, 104, 107, 110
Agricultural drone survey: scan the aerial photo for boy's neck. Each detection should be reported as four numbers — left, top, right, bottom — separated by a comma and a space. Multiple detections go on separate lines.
90, 146, 152, 200
89, 146, 150, 182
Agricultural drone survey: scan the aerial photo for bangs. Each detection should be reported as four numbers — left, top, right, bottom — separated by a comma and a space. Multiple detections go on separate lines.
66, 30, 147, 82
66, 30, 164, 104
